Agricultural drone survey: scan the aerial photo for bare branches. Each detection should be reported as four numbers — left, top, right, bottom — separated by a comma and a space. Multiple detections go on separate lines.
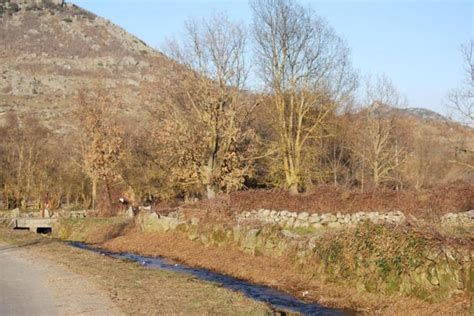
446, 40, 474, 173
449, 40, 474, 125
251, 0, 357, 193
166, 13, 248, 90
160, 13, 258, 199
352, 75, 408, 189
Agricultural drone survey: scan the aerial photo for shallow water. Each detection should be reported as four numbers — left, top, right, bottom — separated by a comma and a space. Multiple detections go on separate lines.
69, 242, 351, 315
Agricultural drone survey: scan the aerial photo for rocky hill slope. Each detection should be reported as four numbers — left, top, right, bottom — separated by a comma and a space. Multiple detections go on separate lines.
0, 0, 177, 131
0, 0, 471, 143
371, 101, 450, 123
397, 107, 449, 122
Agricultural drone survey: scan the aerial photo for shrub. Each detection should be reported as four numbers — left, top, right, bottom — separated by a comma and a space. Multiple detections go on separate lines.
7, 3, 20, 14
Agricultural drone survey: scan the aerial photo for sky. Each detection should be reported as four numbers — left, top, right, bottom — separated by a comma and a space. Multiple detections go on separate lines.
73, 0, 473, 114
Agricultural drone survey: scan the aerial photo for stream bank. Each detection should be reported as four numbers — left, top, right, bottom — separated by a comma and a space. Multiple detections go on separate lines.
51, 210, 473, 315
69, 241, 350, 315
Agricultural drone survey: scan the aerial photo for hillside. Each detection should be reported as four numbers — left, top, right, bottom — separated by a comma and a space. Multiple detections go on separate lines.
0, 1, 469, 133
397, 107, 449, 122
0, 0, 472, 184
0, 0, 178, 131
371, 101, 449, 122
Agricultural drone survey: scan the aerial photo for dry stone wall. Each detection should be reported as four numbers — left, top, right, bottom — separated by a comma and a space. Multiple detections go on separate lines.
441, 210, 474, 226
134, 210, 473, 303
237, 209, 406, 229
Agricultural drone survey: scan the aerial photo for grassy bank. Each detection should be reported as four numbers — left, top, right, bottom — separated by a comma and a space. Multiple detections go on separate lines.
52, 217, 132, 243
13, 215, 472, 315
0, 227, 270, 315
101, 229, 471, 315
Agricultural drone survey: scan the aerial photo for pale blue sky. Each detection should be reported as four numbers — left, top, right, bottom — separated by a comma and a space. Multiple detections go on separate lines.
73, 0, 473, 114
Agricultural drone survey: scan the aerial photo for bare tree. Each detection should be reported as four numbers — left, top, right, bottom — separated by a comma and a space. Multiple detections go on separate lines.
448, 40, 474, 172
0, 113, 53, 209
319, 115, 354, 186
449, 40, 474, 125
352, 75, 407, 189
251, 0, 357, 193
161, 13, 258, 199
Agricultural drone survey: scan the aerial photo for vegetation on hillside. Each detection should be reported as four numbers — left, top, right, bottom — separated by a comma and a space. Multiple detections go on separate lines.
0, 0, 472, 214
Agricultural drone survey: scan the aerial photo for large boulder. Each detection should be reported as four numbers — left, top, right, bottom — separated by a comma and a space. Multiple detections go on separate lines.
136, 212, 180, 233
240, 229, 261, 255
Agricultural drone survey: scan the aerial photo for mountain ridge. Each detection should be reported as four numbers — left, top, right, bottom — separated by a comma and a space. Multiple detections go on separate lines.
0, 0, 179, 131
0, 1, 468, 134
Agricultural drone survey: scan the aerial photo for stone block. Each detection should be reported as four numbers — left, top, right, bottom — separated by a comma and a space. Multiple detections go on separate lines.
297, 212, 309, 221
284, 217, 295, 228
241, 229, 261, 254
320, 213, 336, 224
309, 214, 321, 223
312, 223, 323, 229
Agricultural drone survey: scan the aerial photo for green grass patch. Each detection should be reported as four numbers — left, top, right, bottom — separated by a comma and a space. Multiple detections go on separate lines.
52, 217, 132, 244
287, 226, 318, 236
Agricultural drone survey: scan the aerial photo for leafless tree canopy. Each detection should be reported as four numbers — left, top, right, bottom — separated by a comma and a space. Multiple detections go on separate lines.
449, 40, 474, 125
159, 14, 258, 199
251, 0, 357, 193
167, 13, 248, 90
0, 1, 472, 212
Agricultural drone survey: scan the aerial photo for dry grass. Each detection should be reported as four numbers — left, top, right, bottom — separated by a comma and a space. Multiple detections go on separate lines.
102, 229, 471, 315
188, 182, 474, 220
0, 228, 270, 315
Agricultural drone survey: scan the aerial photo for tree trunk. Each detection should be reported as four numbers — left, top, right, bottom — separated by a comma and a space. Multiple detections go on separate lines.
105, 177, 113, 216
289, 182, 299, 195
66, 191, 70, 207
3, 184, 8, 210
361, 160, 365, 193
206, 185, 216, 199
91, 177, 97, 210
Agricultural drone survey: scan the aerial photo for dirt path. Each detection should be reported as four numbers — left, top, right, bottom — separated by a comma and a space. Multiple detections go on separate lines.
0, 241, 121, 316
0, 229, 270, 315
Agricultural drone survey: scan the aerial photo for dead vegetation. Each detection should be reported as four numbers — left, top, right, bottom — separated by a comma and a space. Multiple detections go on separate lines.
188, 182, 474, 219
0, 0, 473, 211
102, 228, 471, 315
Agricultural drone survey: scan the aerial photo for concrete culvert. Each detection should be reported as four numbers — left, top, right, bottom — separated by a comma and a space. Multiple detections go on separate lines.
36, 227, 52, 234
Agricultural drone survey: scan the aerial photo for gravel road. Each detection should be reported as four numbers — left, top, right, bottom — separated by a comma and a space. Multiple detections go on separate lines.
0, 242, 121, 316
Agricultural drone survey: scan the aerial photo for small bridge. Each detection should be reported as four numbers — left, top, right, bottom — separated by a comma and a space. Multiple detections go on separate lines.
12, 218, 58, 234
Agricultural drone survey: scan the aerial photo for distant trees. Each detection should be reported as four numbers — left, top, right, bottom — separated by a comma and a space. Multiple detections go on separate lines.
0, 113, 86, 210
318, 114, 354, 186
0, 113, 49, 208
160, 14, 258, 199
1, 1, 473, 213
251, 0, 357, 193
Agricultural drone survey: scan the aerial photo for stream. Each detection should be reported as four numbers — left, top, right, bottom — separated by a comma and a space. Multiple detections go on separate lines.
68, 242, 352, 315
